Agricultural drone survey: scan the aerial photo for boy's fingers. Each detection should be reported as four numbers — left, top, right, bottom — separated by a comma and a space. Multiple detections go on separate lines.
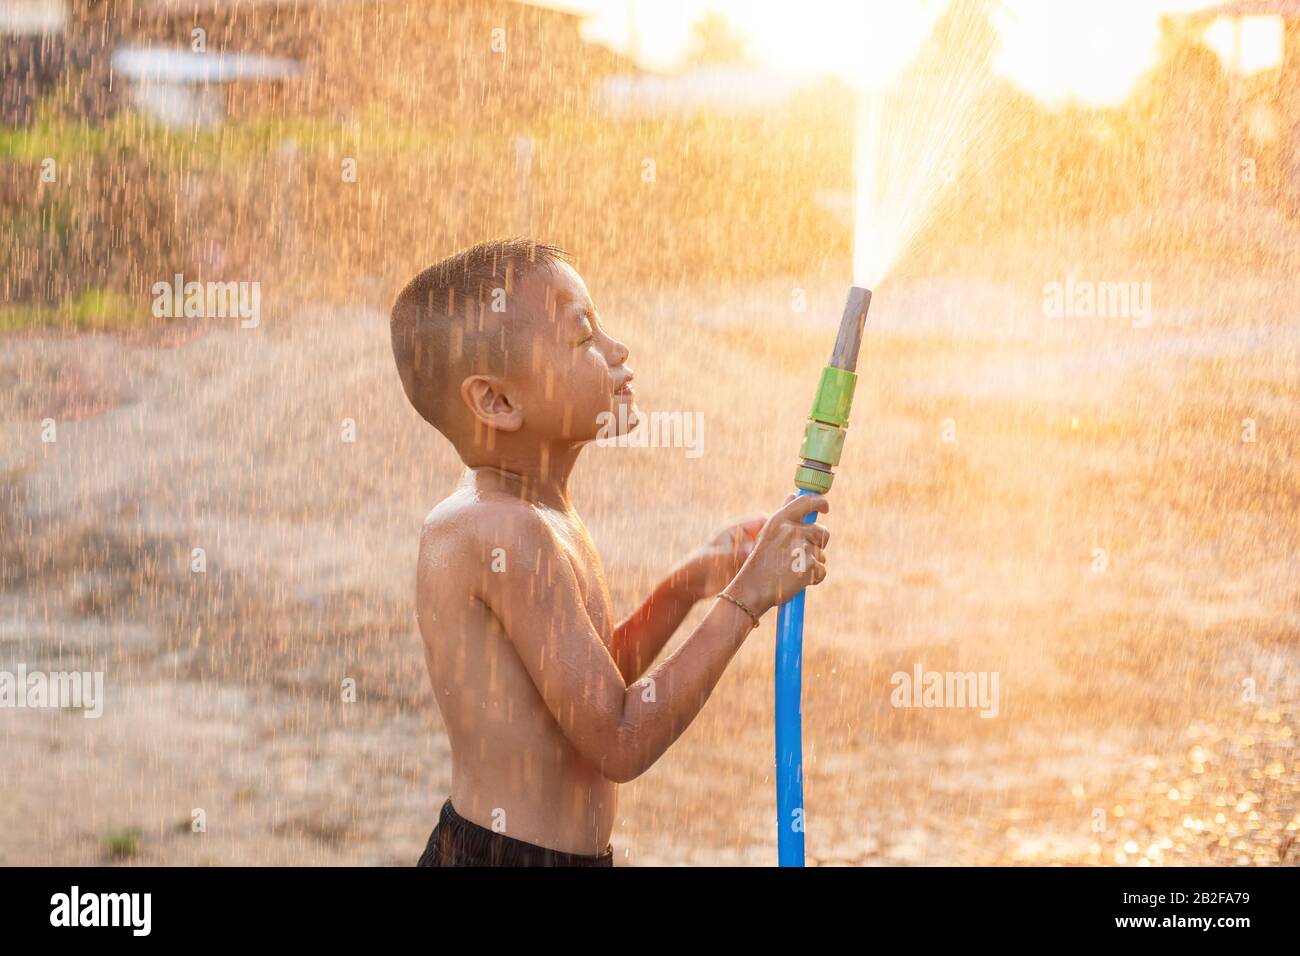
727, 516, 765, 557
778, 493, 829, 522
805, 525, 830, 548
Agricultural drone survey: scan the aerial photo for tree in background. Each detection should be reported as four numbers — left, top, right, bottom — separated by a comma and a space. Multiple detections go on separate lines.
682, 11, 750, 68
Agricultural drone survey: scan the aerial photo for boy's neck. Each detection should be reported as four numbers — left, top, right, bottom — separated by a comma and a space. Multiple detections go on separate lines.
464, 443, 582, 512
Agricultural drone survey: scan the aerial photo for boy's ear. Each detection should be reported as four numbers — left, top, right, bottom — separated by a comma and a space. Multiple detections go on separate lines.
460, 375, 523, 432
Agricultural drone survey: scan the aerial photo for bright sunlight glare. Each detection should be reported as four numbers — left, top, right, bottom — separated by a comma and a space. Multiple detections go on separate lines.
567, 0, 1287, 105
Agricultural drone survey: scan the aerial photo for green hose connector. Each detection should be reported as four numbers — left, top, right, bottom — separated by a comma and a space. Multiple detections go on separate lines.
790, 286, 871, 495
793, 371, 857, 493
793, 463, 835, 494
808, 366, 858, 427
800, 419, 847, 465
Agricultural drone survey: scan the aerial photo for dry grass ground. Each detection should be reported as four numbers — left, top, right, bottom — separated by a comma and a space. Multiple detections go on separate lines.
1, 237, 1297, 865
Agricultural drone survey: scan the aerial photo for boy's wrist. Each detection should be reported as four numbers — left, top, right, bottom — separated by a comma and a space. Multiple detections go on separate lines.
722, 577, 771, 619
717, 590, 762, 628
670, 558, 706, 603
677, 554, 727, 605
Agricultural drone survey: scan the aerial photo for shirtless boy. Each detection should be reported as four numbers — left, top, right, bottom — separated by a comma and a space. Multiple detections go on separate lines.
389, 238, 830, 866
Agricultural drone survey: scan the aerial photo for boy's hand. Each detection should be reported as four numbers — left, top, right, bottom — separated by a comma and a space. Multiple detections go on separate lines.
679, 515, 767, 602
725, 493, 830, 617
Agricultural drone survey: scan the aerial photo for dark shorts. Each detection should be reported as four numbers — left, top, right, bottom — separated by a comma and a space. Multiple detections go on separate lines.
416, 798, 614, 867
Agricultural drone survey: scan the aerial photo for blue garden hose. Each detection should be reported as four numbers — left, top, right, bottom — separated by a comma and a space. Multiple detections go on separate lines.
775, 489, 817, 866
774, 286, 871, 867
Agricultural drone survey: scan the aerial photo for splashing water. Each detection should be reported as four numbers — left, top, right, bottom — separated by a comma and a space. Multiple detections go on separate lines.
852, 1, 1000, 288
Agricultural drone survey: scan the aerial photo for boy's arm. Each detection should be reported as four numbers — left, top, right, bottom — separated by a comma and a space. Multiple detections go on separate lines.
479, 497, 826, 784
611, 516, 767, 683
609, 566, 697, 684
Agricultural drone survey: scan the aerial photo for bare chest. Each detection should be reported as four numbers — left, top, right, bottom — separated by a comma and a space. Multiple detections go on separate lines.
552, 522, 615, 647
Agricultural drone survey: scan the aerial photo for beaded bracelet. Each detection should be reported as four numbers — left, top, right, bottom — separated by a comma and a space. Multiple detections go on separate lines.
717, 590, 762, 628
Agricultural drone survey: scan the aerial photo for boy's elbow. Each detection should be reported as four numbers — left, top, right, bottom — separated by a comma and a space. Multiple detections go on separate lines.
595, 714, 652, 784
600, 755, 648, 784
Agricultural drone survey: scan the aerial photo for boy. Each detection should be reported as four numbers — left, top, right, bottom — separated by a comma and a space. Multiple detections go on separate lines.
390, 238, 830, 866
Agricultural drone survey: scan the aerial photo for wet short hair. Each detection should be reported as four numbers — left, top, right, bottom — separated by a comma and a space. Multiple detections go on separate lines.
390, 238, 571, 434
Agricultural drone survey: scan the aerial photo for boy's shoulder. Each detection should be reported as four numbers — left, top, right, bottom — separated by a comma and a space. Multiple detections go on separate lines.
419, 489, 558, 567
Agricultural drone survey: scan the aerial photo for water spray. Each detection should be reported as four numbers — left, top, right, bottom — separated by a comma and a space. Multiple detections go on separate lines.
768, 0, 995, 866
775, 284, 871, 867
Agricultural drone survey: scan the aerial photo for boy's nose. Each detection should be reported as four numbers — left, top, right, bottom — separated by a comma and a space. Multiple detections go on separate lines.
607, 336, 630, 366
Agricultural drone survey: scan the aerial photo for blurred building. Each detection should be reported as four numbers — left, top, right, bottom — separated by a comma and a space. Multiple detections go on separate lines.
110, 45, 303, 128
1175, 1, 1300, 212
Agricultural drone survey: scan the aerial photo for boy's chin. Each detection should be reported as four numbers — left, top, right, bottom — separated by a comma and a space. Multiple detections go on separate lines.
593, 401, 640, 439
616, 401, 641, 433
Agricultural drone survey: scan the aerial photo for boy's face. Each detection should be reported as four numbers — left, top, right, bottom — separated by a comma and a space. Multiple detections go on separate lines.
509, 260, 638, 442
